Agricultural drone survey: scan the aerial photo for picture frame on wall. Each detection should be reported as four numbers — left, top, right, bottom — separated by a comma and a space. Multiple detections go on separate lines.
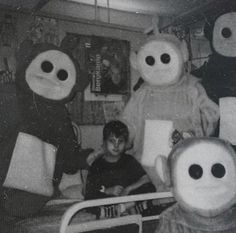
62, 33, 130, 125
61, 33, 130, 95
87, 35, 130, 95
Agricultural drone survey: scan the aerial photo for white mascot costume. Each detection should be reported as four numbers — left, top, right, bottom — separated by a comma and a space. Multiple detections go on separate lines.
156, 137, 236, 232
120, 29, 219, 190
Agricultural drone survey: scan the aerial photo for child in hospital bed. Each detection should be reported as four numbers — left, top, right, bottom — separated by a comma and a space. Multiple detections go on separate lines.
85, 120, 156, 217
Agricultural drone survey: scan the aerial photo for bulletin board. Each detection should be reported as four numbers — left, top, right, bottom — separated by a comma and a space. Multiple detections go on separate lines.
64, 33, 130, 125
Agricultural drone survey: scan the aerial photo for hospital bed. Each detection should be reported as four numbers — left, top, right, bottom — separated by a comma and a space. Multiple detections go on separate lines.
4, 191, 173, 233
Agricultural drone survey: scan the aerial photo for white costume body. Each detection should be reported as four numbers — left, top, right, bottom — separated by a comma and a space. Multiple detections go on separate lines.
121, 74, 219, 189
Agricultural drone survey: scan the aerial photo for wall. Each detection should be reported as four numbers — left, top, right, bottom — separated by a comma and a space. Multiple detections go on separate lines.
13, 9, 150, 86
0, 8, 151, 150
189, 21, 211, 70
1, 5, 210, 150
56, 22, 145, 149
191, 37, 211, 71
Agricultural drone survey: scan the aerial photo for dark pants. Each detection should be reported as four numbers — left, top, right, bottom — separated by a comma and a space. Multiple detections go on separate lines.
129, 182, 156, 195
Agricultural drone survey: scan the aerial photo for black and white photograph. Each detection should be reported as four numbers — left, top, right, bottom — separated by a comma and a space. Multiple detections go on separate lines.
0, 0, 236, 232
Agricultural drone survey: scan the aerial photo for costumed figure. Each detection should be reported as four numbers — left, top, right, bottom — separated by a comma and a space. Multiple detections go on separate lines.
155, 137, 236, 232
120, 27, 219, 190
192, 4, 236, 104
0, 39, 93, 217
192, 4, 236, 142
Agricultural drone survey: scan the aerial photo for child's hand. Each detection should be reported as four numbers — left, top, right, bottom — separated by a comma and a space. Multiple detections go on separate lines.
87, 147, 104, 166
105, 185, 124, 196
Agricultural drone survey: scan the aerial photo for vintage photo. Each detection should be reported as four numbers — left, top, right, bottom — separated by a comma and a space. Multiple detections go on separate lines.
0, 0, 235, 232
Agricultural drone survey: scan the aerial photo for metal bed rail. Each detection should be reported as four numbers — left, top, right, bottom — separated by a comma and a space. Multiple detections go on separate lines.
60, 191, 174, 233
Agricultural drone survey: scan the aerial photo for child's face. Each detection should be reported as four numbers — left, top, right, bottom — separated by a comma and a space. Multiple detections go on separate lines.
104, 134, 126, 158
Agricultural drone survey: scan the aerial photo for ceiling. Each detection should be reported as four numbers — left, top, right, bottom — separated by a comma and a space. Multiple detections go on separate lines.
0, 0, 218, 16
64, 0, 212, 16
0, 0, 234, 30
0, 0, 50, 13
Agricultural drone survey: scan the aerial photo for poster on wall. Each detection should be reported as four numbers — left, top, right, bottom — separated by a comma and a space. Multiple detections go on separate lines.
88, 36, 130, 95
63, 33, 130, 95
63, 33, 130, 125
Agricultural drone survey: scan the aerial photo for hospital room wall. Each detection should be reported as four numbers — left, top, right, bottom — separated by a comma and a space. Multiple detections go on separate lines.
1, 9, 209, 150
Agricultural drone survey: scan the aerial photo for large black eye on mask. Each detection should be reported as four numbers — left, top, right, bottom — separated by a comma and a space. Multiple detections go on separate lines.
221, 27, 232, 39
160, 53, 171, 64
145, 56, 155, 66
41, 60, 54, 73
189, 164, 203, 179
57, 69, 68, 81
211, 163, 225, 178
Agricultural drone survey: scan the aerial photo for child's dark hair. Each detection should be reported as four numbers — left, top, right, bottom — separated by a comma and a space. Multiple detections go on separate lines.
103, 120, 129, 142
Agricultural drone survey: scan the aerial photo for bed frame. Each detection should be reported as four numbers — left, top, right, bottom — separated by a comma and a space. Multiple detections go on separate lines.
60, 191, 174, 233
